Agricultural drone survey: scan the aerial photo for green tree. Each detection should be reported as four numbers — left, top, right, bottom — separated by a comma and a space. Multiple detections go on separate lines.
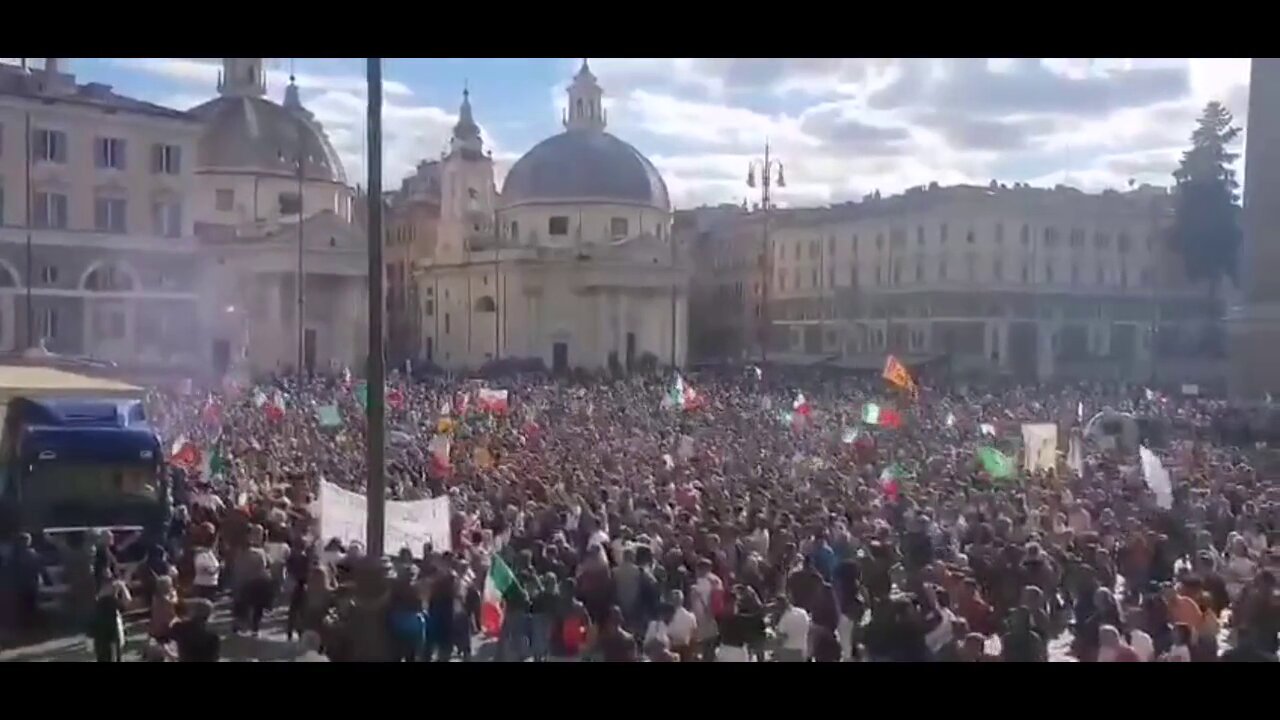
1169, 101, 1243, 292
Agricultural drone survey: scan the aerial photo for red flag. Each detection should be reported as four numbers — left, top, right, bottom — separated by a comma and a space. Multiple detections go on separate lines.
881, 409, 903, 429
201, 396, 222, 426
387, 388, 405, 410
170, 439, 201, 470
477, 388, 509, 415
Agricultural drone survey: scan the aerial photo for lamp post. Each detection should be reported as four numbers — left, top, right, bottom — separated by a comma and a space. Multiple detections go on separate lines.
365, 57, 386, 558
747, 141, 785, 363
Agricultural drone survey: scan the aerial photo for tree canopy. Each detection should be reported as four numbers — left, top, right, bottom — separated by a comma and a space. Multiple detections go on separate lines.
1169, 101, 1242, 287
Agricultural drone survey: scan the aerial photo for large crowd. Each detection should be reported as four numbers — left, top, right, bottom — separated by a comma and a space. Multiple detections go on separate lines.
3, 365, 1280, 662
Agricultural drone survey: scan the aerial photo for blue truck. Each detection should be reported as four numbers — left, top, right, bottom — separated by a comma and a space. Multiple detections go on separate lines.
0, 392, 168, 614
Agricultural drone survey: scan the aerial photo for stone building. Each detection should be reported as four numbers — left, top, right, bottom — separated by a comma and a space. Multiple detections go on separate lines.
0, 58, 203, 365
761, 182, 1219, 382
413, 61, 689, 372
384, 160, 441, 368
190, 58, 367, 377
677, 205, 767, 362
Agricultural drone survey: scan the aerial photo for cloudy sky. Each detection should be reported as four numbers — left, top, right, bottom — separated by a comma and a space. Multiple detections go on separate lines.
56, 58, 1253, 208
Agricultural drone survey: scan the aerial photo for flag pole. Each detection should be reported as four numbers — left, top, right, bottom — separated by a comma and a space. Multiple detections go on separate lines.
365, 58, 386, 557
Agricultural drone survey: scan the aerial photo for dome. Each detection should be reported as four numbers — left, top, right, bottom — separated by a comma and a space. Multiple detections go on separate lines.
189, 95, 347, 184
501, 130, 669, 211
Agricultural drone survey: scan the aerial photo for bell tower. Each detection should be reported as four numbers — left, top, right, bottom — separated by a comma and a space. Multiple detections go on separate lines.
564, 59, 606, 132
218, 58, 267, 98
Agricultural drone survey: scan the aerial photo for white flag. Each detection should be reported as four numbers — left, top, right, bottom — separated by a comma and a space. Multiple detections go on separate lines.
1139, 446, 1173, 510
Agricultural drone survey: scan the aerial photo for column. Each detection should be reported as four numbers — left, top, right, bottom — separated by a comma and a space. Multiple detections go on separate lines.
998, 320, 1011, 370
1036, 320, 1055, 381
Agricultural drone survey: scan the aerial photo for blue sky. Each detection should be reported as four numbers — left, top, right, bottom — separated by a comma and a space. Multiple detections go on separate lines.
33, 59, 1258, 208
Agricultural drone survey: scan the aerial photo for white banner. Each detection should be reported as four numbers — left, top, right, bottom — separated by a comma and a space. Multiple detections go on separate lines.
1021, 423, 1058, 473
319, 480, 451, 557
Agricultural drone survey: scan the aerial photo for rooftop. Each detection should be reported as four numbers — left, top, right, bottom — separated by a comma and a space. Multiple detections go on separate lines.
0, 61, 195, 123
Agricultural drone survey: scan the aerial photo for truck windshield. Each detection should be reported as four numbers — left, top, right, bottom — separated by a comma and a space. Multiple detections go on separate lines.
21, 463, 159, 507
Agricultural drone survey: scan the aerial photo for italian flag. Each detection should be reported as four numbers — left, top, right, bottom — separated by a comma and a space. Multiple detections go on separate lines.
664, 374, 702, 411
480, 554, 517, 637
861, 402, 881, 425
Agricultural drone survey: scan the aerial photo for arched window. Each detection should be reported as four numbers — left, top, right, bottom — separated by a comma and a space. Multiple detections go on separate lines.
82, 261, 138, 292
474, 295, 496, 313
0, 263, 18, 288
576, 98, 584, 116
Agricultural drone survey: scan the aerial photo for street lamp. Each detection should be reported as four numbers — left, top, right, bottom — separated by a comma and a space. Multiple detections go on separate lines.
747, 141, 785, 363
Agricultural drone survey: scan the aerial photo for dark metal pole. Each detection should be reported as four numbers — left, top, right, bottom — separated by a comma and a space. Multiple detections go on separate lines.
760, 142, 772, 364
670, 214, 677, 368
365, 57, 386, 557
24, 111, 33, 349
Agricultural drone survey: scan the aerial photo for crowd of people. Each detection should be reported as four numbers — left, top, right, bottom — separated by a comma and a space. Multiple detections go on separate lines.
4, 364, 1280, 662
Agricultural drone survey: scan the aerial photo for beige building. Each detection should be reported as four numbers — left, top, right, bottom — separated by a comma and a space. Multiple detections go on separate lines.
765, 182, 1219, 382
678, 205, 767, 362
190, 58, 367, 377
414, 62, 689, 372
0, 58, 203, 366
384, 161, 441, 368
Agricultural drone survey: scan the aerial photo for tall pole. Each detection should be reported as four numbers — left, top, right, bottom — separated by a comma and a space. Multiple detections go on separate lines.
24, 110, 33, 349
670, 210, 678, 368
365, 57, 386, 558
750, 141, 782, 364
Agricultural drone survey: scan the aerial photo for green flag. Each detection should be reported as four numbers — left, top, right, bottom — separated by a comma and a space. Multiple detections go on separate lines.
861, 403, 881, 425
977, 447, 1016, 480
317, 404, 342, 428
355, 382, 368, 410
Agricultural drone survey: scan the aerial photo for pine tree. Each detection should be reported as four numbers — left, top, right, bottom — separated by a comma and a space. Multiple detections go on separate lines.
1169, 101, 1243, 293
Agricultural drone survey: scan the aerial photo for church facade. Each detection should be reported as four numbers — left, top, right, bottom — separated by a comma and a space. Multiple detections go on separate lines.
413, 62, 690, 372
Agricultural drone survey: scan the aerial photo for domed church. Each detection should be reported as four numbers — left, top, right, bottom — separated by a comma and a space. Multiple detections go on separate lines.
416, 60, 690, 372
190, 58, 368, 377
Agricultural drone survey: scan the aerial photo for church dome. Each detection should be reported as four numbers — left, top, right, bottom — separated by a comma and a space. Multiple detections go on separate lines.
500, 130, 669, 211
500, 60, 669, 212
189, 91, 346, 184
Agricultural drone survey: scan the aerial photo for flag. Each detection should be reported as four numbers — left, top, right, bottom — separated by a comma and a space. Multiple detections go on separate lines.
979, 423, 996, 437
1067, 436, 1084, 475
1139, 446, 1173, 509
355, 382, 369, 410
428, 434, 452, 476
841, 427, 860, 444
793, 392, 811, 417
477, 388, 510, 414
201, 395, 222, 426
387, 387, 405, 410
977, 447, 1016, 480
1076, 401, 1084, 423
945, 411, 956, 428
253, 389, 268, 408
264, 390, 286, 422
341, 366, 352, 389
861, 403, 881, 425
879, 464, 905, 501
200, 445, 226, 480
440, 399, 453, 417
480, 554, 518, 636
170, 437, 200, 470
316, 404, 342, 428
881, 408, 903, 429
882, 355, 917, 398
664, 374, 701, 411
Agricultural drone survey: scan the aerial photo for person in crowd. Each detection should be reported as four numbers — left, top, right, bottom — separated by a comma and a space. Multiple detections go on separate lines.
89, 579, 131, 663
170, 598, 220, 662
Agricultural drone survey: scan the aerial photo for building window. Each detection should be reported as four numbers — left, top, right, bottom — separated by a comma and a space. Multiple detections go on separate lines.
475, 296, 496, 312
811, 269, 818, 287
215, 189, 234, 212
966, 254, 976, 281
1045, 262, 1055, 284
509, 220, 519, 240
1020, 224, 1030, 245
1118, 232, 1132, 254
828, 267, 835, 287
39, 265, 58, 285
152, 144, 182, 175
33, 192, 68, 229
940, 224, 948, 244
0, 186, 4, 226
39, 308, 59, 339
849, 265, 858, 287
875, 267, 882, 286
827, 236, 835, 255
1096, 265, 1105, 285
1141, 267, 1153, 287
915, 261, 923, 283
279, 192, 302, 215
1071, 264, 1079, 286
424, 300, 434, 316
938, 260, 948, 281
95, 137, 127, 170
1021, 264, 1030, 284
94, 197, 127, 233
548, 216, 569, 236
966, 230, 975, 244
917, 226, 925, 245
995, 223, 1004, 244
444, 313, 451, 334
34, 129, 67, 164
152, 201, 182, 238
794, 269, 801, 288
993, 258, 1003, 281
779, 271, 787, 291
875, 234, 884, 250
1044, 227, 1060, 248
852, 234, 859, 255
1120, 269, 1128, 287
609, 217, 628, 238
1094, 232, 1111, 249
1070, 228, 1085, 248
